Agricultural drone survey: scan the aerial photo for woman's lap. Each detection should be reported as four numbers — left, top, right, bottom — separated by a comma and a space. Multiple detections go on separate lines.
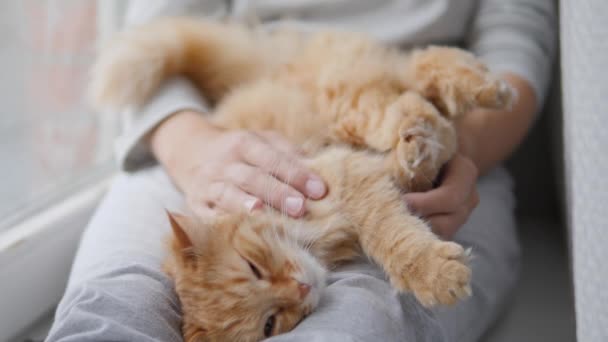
47, 167, 185, 342
46, 166, 519, 342
435, 167, 520, 341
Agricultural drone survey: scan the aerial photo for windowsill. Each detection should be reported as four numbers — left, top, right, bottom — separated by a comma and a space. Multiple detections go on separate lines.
0, 172, 115, 341
14, 309, 54, 342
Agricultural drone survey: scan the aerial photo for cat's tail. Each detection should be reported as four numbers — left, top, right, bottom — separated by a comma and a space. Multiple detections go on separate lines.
89, 17, 280, 111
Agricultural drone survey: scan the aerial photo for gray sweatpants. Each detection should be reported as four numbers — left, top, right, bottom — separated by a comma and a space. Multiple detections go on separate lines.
46, 166, 520, 342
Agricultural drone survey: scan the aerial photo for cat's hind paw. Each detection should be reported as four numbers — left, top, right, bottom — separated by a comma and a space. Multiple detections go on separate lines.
478, 77, 516, 112
408, 46, 516, 118
388, 92, 457, 192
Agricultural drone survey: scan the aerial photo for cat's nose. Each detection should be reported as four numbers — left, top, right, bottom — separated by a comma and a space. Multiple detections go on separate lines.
298, 282, 311, 299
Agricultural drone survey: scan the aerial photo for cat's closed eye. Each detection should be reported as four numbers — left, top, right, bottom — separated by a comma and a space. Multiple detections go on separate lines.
264, 314, 276, 337
247, 260, 262, 279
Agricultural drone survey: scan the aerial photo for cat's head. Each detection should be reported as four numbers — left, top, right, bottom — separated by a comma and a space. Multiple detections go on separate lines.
165, 211, 326, 342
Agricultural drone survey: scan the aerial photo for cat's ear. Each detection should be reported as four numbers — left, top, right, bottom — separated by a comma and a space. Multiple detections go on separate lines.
166, 210, 196, 249
166, 209, 218, 249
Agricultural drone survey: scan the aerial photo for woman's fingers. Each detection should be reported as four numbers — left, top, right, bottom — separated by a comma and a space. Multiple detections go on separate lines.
404, 154, 478, 216
427, 209, 468, 239
223, 163, 306, 217
428, 188, 480, 239
200, 182, 263, 214
182, 129, 328, 218
238, 134, 327, 199
402, 153, 480, 239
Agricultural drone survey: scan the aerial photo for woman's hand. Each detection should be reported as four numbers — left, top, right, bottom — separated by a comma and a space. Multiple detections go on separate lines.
403, 154, 479, 239
151, 111, 327, 218
403, 73, 536, 239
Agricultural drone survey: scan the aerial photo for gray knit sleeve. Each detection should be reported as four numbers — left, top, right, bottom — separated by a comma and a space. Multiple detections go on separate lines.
116, 0, 228, 171
466, 0, 557, 108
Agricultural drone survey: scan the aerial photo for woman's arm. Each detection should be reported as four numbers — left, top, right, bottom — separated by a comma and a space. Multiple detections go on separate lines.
458, 73, 537, 175
462, 0, 557, 174
117, 0, 228, 171
467, 0, 557, 107
405, 0, 557, 238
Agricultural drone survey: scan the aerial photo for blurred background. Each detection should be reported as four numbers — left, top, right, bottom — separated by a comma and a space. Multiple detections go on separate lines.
0, 0, 118, 231
0, 2, 122, 341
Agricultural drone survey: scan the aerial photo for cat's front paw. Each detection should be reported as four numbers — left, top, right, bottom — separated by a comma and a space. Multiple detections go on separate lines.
387, 92, 457, 192
408, 46, 516, 118
391, 241, 472, 307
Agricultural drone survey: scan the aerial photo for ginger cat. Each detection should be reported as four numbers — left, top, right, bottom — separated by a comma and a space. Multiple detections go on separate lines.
91, 18, 514, 342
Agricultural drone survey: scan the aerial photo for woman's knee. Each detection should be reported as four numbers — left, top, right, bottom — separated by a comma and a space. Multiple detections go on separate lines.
49, 267, 182, 342
300, 261, 448, 342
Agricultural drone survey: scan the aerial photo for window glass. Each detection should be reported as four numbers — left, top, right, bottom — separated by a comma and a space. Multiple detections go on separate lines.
0, 1, 118, 230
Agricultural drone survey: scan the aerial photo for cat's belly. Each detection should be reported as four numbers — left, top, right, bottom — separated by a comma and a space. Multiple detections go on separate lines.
211, 79, 332, 147
295, 146, 391, 266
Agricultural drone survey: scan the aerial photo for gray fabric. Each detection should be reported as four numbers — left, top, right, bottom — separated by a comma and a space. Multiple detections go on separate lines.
117, 0, 556, 171
46, 166, 519, 342
560, 0, 608, 340
115, 77, 209, 172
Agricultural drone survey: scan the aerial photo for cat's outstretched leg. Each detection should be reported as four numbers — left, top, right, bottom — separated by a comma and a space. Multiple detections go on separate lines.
405, 46, 515, 118
324, 150, 471, 306
358, 203, 471, 307
337, 156, 471, 306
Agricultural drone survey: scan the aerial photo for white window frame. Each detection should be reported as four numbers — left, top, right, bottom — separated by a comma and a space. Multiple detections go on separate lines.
0, 2, 123, 340
0, 176, 113, 341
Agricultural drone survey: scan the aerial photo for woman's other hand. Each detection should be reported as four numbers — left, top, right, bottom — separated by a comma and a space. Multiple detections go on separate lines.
404, 154, 480, 239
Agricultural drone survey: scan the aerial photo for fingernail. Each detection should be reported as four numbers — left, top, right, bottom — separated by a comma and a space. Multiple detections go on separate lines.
305, 178, 326, 199
244, 199, 261, 212
285, 196, 304, 216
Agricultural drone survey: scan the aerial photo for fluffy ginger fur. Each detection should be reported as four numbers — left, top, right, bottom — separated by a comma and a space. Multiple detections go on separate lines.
91, 17, 514, 342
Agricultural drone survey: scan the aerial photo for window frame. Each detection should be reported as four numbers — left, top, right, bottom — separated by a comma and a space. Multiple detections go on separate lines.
0, 1, 123, 339
0, 173, 113, 341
